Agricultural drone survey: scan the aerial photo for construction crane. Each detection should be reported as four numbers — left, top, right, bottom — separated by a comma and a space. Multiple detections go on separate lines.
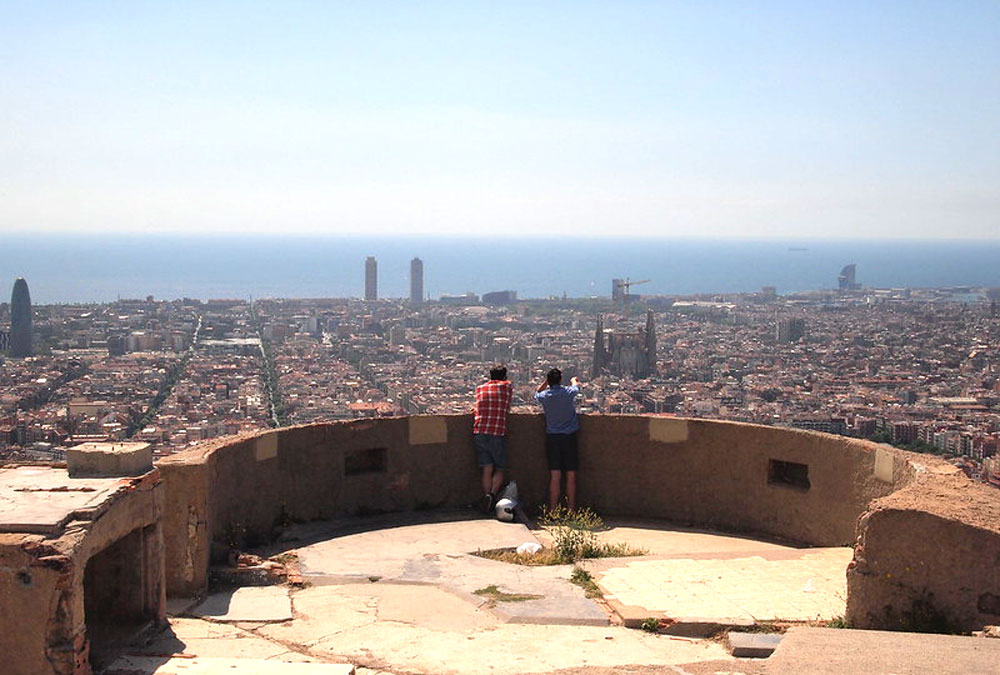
615, 278, 650, 309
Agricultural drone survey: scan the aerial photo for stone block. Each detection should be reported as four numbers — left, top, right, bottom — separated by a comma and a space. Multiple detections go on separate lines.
68, 442, 153, 478
728, 631, 782, 657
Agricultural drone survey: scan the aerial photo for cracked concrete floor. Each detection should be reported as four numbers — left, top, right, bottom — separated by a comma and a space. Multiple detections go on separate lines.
115, 583, 742, 675
102, 514, 837, 674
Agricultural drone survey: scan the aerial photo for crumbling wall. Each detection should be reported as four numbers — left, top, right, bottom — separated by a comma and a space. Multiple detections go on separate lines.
847, 472, 1000, 633
0, 470, 163, 675
0, 535, 74, 674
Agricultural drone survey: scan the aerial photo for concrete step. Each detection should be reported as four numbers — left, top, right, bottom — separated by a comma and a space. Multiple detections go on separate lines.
765, 626, 1000, 674
728, 631, 783, 657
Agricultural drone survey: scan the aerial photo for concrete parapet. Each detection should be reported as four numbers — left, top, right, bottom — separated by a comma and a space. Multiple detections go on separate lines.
156, 414, 1000, 633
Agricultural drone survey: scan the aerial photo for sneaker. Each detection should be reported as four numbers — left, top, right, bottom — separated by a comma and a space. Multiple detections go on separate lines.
481, 493, 494, 514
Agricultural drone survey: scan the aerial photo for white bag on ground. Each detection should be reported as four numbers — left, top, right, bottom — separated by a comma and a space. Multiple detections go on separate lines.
499, 480, 518, 502
495, 498, 517, 522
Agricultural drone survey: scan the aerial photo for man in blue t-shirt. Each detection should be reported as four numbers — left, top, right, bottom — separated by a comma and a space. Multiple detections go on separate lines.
534, 368, 582, 510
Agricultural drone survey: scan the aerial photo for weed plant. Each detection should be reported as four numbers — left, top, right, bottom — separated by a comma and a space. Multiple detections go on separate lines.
540, 505, 646, 564
570, 567, 602, 598
475, 506, 646, 565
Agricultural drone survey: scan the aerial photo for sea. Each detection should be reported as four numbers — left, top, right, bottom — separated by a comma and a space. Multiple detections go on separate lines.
3, 235, 999, 305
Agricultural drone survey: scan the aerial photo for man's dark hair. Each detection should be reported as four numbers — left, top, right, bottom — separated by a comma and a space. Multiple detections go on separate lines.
490, 365, 507, 381
546, 368, 562, 386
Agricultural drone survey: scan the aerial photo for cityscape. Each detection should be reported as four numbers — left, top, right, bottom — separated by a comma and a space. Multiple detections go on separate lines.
4, 4, 1000, 673
3, 259, 998, 486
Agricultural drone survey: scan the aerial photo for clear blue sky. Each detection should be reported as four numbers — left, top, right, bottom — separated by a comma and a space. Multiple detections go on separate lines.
2, 1, 998, 239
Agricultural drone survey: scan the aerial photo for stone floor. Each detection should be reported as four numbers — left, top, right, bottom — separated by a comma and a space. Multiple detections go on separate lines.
97, 511, 1000, 674
580, 521, 851, 632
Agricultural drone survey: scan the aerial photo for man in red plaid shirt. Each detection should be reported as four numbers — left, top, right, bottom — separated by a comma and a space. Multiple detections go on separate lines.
473, 365, 513, 513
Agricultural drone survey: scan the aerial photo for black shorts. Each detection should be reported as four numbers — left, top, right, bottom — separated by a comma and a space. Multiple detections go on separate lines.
546, 431, 579, 472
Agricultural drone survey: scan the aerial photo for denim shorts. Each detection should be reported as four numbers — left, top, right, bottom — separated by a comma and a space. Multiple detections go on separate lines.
474, 433, 507, 469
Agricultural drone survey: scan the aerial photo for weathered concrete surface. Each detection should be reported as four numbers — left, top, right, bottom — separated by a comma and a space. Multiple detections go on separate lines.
292, 514, 536, 581
290, 515, 607, 626
189, 586, 293, 623
104, 655, 355, 674
0, 466, 128, 533
571, 522, 850, 633
764, 626, 1000, 674
594, 548, 851, 632
118, 565, 741, 675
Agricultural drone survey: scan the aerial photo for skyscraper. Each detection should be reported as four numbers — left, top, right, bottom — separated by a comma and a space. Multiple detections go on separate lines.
410, 257, 423, 304
9, 277, 32, 357
776, 318, 806, 343
365, 257, 377, 301
838, 264, 859, 291
611, 278, 624, 302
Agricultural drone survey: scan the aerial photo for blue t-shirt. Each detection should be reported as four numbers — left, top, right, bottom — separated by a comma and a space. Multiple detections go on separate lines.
535, 385, 580, 434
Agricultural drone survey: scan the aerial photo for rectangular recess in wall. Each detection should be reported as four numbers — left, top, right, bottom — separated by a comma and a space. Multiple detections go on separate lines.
768, 459, 810, 490
345, 447, 387, 476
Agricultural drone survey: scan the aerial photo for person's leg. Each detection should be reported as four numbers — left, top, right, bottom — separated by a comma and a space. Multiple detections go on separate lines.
563, 432, 579, 510
491, 469, 505, 495
565, 471, 577, 510
548, 470, 562, 510
491, 436, 507, 495
481, 465, 494, 495
545, 433, 562, 510
475, 434, 496, 512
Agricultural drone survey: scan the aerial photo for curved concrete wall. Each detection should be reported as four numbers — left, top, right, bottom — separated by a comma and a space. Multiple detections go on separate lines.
158, 414, 1000, 632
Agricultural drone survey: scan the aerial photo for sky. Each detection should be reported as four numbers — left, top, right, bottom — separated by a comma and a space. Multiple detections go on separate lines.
1, 1, 998, 240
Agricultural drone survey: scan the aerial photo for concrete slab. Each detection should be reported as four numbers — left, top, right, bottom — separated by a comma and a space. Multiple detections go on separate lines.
129, 618, 291, 661
310, 621, 733, 675
0, 466, 127, 533
255, 586, 378, 646
102, 656, 355, 674
593, 547, 851, 632
189, 587, 293, 623
765, 626, 1000, 674
290, 514, 607, 626
115, 515, 819, 675
728, 631, 783, 657
295, 516, 538, 581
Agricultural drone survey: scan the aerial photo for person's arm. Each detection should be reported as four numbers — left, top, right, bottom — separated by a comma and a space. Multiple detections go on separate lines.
536, 378, 549, 393
570, 376, 580, 387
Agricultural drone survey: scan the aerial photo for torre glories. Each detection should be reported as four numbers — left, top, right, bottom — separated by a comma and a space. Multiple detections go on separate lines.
9, 277, 32, 357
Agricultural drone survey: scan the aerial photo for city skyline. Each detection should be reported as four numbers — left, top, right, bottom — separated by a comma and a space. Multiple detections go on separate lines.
2, 3, 998, 240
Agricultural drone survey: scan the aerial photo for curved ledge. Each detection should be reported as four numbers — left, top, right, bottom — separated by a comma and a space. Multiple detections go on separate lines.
157, 414, 1000, 632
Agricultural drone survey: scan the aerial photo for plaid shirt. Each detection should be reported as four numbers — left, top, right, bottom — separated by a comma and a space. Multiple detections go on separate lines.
473, 379, 513, 436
